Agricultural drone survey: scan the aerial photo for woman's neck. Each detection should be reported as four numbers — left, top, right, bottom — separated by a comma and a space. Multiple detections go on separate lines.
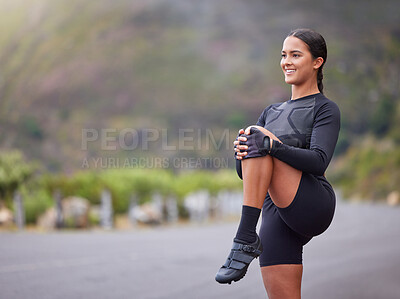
291, 82, 320, 100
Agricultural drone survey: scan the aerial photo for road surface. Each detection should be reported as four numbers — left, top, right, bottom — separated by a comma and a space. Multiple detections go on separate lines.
1, 199, 400, 299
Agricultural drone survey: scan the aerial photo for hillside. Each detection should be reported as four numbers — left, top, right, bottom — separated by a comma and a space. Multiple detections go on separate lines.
0, 0, 399, 199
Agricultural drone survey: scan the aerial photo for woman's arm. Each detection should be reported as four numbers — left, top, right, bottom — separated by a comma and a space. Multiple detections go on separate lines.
268, 101, 340, 176
235, 101, 340, 176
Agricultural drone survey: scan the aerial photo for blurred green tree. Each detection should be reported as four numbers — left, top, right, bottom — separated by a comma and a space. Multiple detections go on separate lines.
0, 150, 37, 204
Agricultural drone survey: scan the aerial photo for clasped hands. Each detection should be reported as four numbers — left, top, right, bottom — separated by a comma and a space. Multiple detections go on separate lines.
234, 125, 278, 160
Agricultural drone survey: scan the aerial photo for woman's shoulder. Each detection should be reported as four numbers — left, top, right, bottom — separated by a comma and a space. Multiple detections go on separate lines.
315, 93, 340, 113
314, 93, 341, 122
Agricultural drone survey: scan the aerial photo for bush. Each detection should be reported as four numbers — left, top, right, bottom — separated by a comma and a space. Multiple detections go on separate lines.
99, 168, 175, 213
20, 187, 53, 224
330, 137, 400, 200
39, 168, 242, 216
42, 171, 103, 205
0, 150, 37, 203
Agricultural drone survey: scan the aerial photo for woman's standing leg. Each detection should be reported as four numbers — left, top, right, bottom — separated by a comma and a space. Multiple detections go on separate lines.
261, 265, 303, 299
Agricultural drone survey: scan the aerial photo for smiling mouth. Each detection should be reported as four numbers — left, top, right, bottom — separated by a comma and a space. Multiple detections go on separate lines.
285, 69, 296, 74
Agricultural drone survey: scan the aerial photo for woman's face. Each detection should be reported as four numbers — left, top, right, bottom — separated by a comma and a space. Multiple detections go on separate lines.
280, 36, 321, 87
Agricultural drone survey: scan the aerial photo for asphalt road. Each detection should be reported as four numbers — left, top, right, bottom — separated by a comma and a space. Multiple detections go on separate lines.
1, 199, 400, 299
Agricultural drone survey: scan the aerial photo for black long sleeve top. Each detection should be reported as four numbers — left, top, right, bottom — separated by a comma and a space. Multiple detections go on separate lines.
237, 93, 340, 178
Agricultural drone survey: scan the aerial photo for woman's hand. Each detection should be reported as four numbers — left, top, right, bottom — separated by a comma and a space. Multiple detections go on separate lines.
233, 128, 247, 160
234, 126, 281, 160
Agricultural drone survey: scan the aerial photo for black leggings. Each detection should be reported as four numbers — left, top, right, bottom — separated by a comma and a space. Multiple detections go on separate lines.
236, 160, 336, 266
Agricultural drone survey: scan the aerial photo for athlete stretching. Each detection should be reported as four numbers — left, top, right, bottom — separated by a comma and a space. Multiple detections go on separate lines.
215, 28, 340, 299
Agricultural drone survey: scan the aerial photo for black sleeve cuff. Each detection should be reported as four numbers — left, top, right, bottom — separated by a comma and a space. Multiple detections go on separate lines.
269, 139, 281, 156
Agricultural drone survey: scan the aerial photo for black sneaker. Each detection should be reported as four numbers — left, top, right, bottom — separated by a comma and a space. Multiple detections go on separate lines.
215, 234, 263, 284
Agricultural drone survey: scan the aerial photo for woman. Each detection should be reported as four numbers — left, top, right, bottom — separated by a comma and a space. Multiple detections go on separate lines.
215, 28, 340, 298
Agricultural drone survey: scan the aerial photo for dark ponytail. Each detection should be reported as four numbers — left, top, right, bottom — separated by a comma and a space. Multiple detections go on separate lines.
288, 28, 327, 94
317, 68, 324, 94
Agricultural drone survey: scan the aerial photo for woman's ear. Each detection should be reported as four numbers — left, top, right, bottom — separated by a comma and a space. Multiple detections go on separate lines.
313, 57, 324, 69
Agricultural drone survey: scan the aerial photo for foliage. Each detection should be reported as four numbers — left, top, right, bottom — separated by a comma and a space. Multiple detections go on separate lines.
330, 137, 400, 200
21, 187, 53, 225
43, 171, 103, 205
0, 0, 399, 202
40, 168, 241, 216
370, 94, 396, 136
21, 116, 44, 140
0, 150, 37, 202
88, 209, 100, 226
0, 0, 399, 175
98, 169, 174, 213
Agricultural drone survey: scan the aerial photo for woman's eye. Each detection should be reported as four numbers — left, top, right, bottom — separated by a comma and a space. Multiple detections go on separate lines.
281, 54, 286, 58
